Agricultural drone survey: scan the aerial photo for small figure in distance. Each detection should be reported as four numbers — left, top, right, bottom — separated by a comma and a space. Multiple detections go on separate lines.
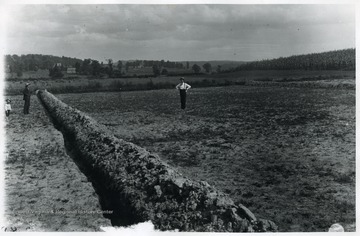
5, 98, 12, 120
23, 83, 31, 114
175, 77, 191, 110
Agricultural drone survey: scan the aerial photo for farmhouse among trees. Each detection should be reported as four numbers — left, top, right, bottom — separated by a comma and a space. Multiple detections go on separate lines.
5, 54, 194, 79
5, 54, 82, 72
66, 67, 76, 74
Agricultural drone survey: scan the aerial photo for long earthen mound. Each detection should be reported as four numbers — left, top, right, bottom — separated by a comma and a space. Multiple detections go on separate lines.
37, 89, 277, 232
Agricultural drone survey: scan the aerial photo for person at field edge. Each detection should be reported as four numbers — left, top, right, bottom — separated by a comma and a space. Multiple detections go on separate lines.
175, 77, 191, 109
5, 98, 12, 117
23, 83, 31, 114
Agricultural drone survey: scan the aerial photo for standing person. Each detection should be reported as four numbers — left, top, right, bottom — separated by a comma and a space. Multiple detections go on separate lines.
175, 77, 191, 109
23, 83, 31, 114
5, 98, 11, 118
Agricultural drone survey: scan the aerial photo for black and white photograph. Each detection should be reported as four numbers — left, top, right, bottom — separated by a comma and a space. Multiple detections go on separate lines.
0, 1, 357, 233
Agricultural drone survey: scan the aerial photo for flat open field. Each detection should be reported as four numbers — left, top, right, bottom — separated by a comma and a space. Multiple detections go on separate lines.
5, 70, 355, 95
4, 84, 355, 232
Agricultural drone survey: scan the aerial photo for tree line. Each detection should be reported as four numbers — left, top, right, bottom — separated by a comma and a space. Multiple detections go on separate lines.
6, 48, 354, 78
5, 54, 83, 77
4, 54, 195, 78
231, 48, 355, 72
125, 60, 185, 69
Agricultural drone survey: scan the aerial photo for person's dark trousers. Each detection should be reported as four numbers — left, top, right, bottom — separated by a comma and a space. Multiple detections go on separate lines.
5, 111, 10, 117
180, 89, 187, 109
24, 99, 30, 114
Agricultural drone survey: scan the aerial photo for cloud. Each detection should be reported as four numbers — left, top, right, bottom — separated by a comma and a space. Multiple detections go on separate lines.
4, 4, 355, 61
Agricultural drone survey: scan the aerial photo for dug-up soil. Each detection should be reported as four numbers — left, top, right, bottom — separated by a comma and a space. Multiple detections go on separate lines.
58, 85, 355, 232
36, 89, 277, 232
3, 96, 111, 231
3, 83, 356, 232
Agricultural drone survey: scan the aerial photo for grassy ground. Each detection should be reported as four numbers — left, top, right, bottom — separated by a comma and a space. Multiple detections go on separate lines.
4, 70, 355, 95
4, 82, 355, 232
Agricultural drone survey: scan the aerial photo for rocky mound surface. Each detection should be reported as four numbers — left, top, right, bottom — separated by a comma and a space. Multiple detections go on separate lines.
37, 89, 277, 232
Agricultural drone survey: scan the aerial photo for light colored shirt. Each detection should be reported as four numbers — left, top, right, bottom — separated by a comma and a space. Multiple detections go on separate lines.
176, 82, 191, 90
5, 104, 11, 111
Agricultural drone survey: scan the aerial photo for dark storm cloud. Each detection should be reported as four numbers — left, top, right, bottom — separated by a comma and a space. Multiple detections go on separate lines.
4, 4, 355, 61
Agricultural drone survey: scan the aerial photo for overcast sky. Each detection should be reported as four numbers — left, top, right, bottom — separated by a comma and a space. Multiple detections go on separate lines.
3, 4, 355, 62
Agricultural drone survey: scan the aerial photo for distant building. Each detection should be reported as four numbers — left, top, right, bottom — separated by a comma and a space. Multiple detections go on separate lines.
67, 67, 76, 74
54, 63, 62, 68
101, 63, 111, 69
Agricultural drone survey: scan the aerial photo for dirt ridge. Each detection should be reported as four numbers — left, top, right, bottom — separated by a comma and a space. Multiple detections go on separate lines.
36, 89, 277, 232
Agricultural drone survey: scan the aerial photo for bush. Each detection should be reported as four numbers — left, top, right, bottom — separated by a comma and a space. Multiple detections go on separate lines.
49, 66, 64, 78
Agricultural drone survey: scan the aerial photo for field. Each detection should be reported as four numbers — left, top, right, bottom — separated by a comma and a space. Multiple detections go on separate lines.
4, 82, 355, 231
3, 95, 111, 231
4, 70, 355, 95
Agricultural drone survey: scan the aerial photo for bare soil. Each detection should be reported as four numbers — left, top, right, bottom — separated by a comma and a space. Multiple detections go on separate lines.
4, 84, 355, 232
58, 85, 355, 232
4, 96, 111, 231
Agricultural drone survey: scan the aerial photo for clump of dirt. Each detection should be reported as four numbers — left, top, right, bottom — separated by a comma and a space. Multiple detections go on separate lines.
37, 90, 277, 232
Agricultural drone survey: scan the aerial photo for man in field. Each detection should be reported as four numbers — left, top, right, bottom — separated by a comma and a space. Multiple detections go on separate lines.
176, 77, 191, 109
23, 83, 31, 114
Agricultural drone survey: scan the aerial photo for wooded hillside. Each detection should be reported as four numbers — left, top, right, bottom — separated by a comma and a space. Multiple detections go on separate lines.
234, 49, 355, 71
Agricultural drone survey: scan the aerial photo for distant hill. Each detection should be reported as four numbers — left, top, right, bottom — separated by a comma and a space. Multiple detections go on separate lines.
233, 48, 355, 71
